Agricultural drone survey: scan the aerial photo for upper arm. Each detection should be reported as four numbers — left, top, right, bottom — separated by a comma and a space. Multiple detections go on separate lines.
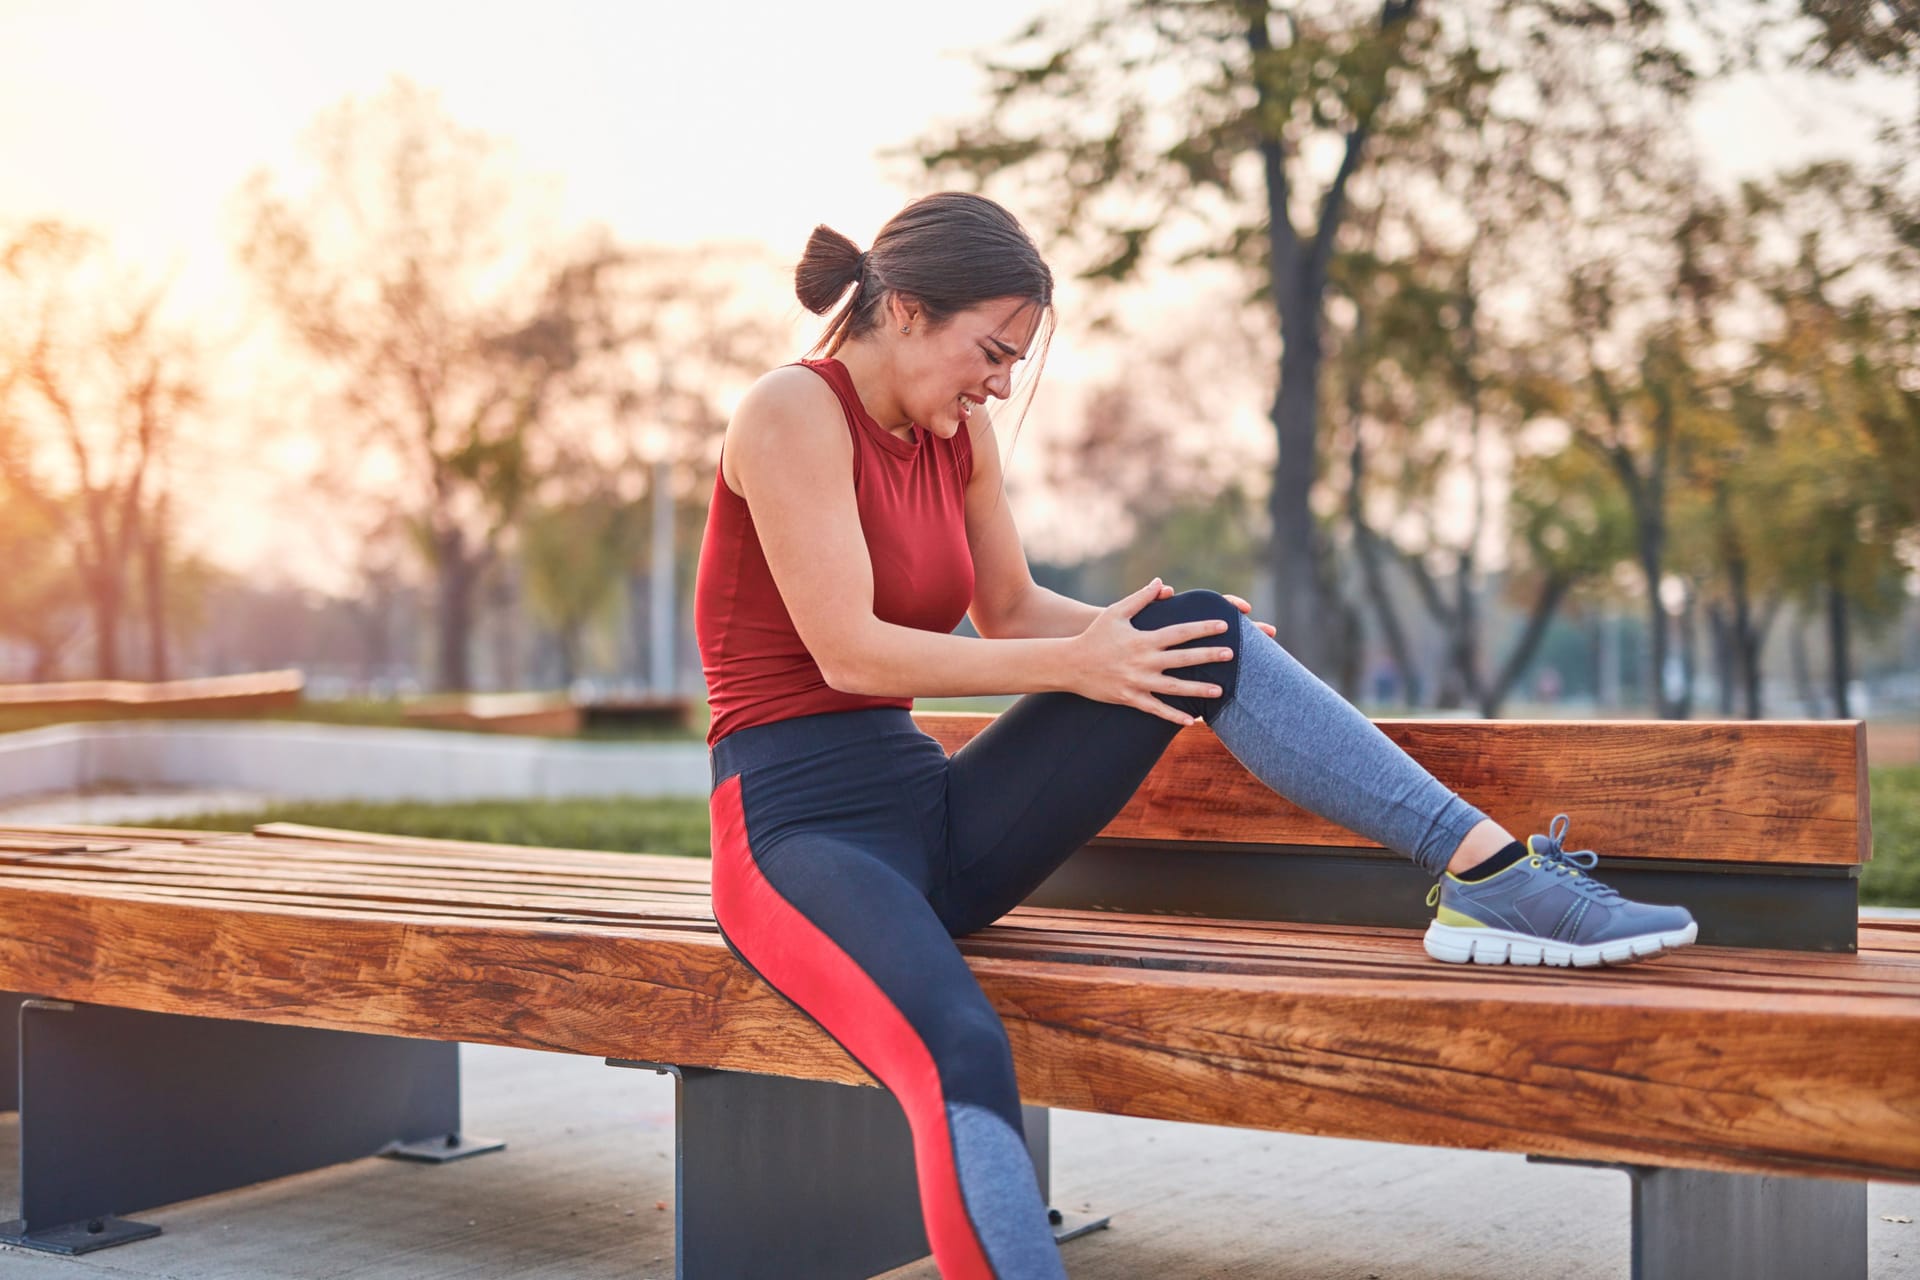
726, 367, 877, 687
962, 412, 1039, 639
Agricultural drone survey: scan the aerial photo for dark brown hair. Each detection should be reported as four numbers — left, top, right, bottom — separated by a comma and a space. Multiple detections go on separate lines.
795, 192, 1054, 357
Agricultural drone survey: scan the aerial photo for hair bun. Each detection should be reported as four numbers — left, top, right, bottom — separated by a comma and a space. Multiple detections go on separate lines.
795, 225, 865, 315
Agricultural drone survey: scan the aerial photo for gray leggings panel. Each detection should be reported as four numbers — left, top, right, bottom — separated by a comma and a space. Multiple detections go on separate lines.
1211, 615, 1488, 877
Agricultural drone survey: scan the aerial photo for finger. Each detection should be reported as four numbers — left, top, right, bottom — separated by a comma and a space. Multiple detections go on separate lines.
1149, 619, 1233, 644
1257, 622, 1277, 638
1158, 676, 1224, 699
1155, 645, 1235, 668
1222, 594, 1253, 614
1138, 697, 1195, 727
1117, 578, 1163, 618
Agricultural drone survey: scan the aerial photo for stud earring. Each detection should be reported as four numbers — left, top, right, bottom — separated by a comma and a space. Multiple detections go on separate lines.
900, 324, 911, 334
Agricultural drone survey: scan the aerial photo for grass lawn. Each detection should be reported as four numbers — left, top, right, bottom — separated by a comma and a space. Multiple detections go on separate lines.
1862, 764, 1920, 908
147, 763, 1920, 909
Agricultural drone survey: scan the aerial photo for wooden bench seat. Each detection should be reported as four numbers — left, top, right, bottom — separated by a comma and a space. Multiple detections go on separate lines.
0, 712, 1906, 1278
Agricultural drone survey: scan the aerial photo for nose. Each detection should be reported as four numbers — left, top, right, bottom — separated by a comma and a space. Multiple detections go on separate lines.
986, 370, 1011, 400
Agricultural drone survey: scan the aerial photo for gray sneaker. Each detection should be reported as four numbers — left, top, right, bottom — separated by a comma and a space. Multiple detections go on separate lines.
1423, 814, 1698, 967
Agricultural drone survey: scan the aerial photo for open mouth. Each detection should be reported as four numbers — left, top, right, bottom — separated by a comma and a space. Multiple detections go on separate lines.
957, 393, 982, 421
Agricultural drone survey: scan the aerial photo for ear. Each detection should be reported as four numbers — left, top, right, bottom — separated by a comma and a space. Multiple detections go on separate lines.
888, 292, 922, 331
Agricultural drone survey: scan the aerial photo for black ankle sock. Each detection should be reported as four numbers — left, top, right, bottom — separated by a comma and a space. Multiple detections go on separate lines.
1454, 839, 1528, 882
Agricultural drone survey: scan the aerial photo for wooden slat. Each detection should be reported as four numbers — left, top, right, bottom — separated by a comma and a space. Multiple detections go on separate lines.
914, 713, 1871, 866
0, 880, 1914, 1183
0, 669, 303, 712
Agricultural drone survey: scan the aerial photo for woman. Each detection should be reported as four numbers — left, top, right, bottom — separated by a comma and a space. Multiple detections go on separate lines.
694, 192, 1696, 1280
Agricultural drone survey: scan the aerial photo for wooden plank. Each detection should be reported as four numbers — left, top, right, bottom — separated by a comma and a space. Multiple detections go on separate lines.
0, 669, 303, 712
0, 884, 1913, 1182
914, 713, 1870, 866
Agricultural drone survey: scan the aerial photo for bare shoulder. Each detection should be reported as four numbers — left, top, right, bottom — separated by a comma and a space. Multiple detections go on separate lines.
723, 365, 849, 497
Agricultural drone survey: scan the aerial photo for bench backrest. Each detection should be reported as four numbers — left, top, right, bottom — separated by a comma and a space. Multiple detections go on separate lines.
913, 713, 1872, 951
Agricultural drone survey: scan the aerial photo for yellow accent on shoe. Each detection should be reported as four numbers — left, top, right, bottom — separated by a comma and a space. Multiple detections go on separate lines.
1435, 905, 1487, 929
1427, 885, 1441, 908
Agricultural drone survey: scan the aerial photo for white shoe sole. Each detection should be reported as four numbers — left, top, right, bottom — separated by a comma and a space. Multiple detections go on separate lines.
1423, 920, 1699, 967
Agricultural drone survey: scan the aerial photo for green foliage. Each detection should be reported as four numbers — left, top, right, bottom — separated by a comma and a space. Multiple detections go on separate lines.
1863, 765, 1920, 908
519, 491, 646, 680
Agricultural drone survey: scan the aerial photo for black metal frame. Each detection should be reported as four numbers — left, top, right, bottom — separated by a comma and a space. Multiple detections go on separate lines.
0, 999, 501, 1255
1531, 1157, 1867, 1280
0, 990, 24, 1114
606, 1060, 1106, 1280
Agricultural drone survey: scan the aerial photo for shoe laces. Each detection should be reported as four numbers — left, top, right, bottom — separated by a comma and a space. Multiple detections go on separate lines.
1531, 814, 1624, 903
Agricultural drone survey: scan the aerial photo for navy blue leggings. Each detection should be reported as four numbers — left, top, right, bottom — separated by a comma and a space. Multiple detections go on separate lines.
708, 590, 1485, 1278
709, 591, 1240, 1279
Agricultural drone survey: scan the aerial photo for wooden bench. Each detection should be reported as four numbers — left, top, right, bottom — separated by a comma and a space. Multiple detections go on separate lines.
0, 713, 1910, 1280
402, 692, 696, 737
0, 669, 304, 718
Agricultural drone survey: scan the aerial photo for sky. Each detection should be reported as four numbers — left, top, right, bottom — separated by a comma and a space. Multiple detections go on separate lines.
1, 0, 1906, 587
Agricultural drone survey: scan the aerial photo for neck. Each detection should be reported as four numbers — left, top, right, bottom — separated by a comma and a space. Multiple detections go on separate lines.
832, 338, 914, 437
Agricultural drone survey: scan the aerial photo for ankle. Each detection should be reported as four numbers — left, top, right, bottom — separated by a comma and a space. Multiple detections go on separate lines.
1446, 820, 1519, 875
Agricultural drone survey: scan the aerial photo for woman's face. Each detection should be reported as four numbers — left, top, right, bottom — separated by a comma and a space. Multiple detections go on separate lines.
897, 296, 1042, 439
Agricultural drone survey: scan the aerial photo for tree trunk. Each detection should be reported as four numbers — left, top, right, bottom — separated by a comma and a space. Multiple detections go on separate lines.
1268, 310, 1331, 681
1789, 610, 1818, 715
1481, 573, 1572, 719
1826, 547, 1852, 718
1452, 552, 1485, 710
556, 623, 581, 689
435, 532, 477, 694
90, 565, 122, 681
143, 501, 170, 682
1745, 596, 1779, 720
1675, 584, 1697, 720
1638, 536, 1673, 717
1708, 601, 1734, 716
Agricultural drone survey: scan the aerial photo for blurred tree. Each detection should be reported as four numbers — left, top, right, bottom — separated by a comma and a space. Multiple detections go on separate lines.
519, 490, 645, 687
1738, 163, 1918, 717
916, 0, 1700, 684
1035, 308, 1273, 630
240, 81, 619, 692
0, 221, 199, 680
0, 471, 83, 680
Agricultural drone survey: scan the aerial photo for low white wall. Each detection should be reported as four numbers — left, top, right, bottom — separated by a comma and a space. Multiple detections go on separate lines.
0, 720, 709, 805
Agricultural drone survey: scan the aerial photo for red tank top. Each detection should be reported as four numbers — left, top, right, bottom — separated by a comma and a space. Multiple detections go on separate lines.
695, 358, 976, 746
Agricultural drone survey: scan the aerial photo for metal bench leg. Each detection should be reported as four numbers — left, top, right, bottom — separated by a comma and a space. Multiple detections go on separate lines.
1533, 1157, 1867, 1280
1626, 1165, 1866, 1280
609, 1061, 1106, 1280
0, 990, 25, 1113
0, 999, 503, 1255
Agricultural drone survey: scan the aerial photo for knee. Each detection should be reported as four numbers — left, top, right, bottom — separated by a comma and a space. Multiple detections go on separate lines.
922, 1001, 1017, 1089
1135, 587, 1242, 636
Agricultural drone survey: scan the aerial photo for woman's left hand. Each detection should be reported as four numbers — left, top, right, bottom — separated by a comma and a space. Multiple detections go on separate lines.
1157, 583, 1276, 639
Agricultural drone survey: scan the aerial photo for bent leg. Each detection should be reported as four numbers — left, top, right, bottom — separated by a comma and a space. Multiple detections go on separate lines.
709, 773, 1064, 1280
941, 590, 1241, 935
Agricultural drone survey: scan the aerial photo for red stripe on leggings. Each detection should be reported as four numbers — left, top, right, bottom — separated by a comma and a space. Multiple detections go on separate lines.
708, 774, 994, 1280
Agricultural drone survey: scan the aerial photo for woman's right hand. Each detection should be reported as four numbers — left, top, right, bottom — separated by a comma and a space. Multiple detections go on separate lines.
1068, 578, 1235, 727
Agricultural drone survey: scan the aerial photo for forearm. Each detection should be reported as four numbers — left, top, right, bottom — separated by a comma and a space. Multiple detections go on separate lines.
990, 584, 1104, 639
830, 620, 1083, 699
